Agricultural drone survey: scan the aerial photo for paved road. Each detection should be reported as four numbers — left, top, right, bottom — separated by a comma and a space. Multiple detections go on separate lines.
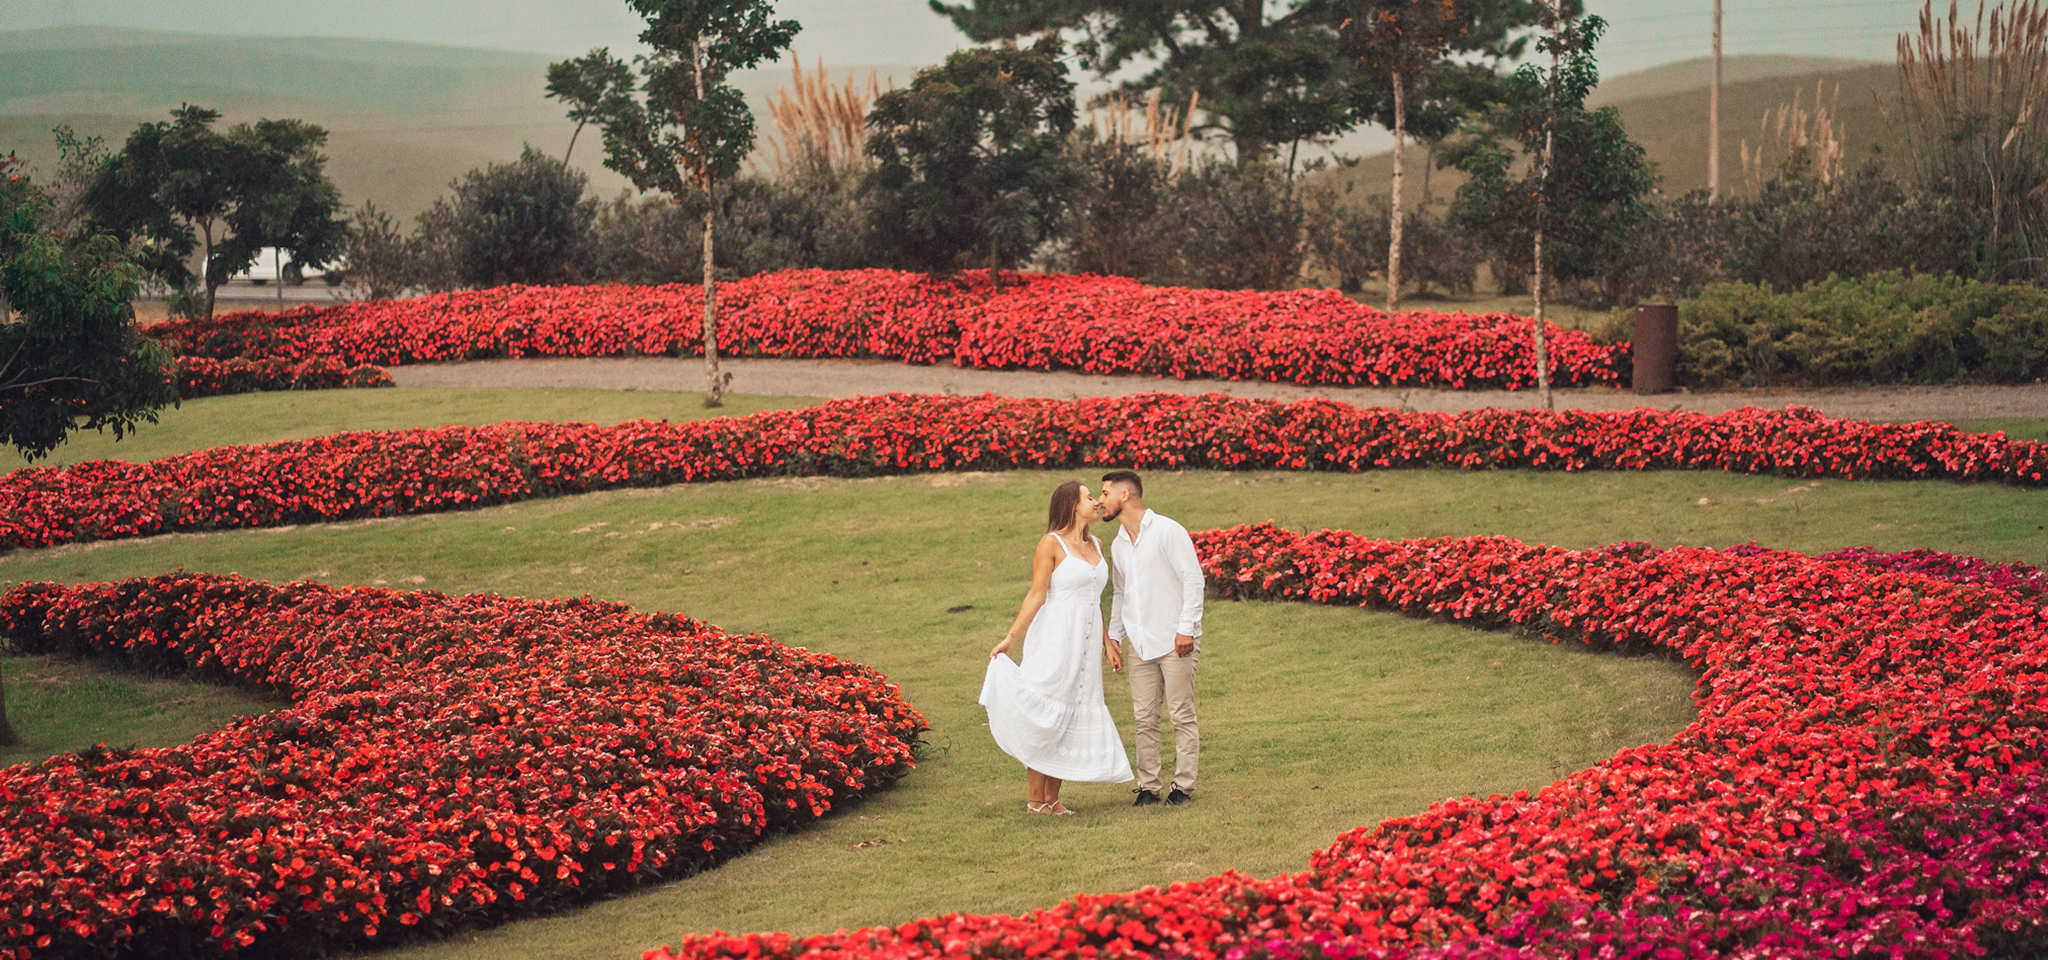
387, 356, 2048, 423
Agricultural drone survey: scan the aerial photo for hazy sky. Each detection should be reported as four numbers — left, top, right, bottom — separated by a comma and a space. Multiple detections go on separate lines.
2, 0, 1926, 77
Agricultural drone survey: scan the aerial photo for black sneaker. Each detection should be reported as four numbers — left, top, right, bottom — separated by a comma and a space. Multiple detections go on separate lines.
1165, 787, 1192, 806
1132, 789, 1161, 807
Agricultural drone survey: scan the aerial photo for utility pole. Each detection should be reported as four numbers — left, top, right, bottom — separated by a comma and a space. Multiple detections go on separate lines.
1709, 0, 1722, 201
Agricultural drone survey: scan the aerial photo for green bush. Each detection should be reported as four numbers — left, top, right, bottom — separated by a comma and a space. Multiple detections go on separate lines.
1675, 271, 2048, 387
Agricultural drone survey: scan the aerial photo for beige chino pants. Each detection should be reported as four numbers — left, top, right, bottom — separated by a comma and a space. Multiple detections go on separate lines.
1126, 639, 1199, 794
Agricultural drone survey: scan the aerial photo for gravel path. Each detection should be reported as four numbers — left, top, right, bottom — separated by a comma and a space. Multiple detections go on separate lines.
387, 356, 2048, 422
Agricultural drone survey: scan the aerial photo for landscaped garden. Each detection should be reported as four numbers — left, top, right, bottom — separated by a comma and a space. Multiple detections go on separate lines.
2, 371, 2046, 958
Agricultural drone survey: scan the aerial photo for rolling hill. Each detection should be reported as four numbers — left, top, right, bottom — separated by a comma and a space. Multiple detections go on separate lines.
1312, 55, 1907, 211
0, 25, 913, 223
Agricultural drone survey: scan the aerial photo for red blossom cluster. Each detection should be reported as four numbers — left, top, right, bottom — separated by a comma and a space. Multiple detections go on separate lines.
175, 356, 394, 400
149, 270, 1627, 390
642, 524, 2048, 960
0, 573, 926, 958
3, 394, 2040, 552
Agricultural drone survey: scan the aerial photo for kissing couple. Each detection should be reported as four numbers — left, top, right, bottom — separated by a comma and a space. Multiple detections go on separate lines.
979, 469, 1205, 815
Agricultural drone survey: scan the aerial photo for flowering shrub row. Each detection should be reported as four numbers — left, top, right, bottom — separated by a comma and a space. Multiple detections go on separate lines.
148, 269, 1628, 390
0, 573, 926, 958
1819, 544, 2048, 606
3, 394, 2041, 552
643, 524, 2048, 960
175, 356, 394, 400
1231, 772, 2048, 958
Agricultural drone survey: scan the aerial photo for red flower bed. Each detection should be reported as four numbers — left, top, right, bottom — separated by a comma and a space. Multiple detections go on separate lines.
147, 270, 1628, 390
0, 573, 926, 958
641, 525, 2048, 960
175, 356, 394, 399
2, 394, 2040, 552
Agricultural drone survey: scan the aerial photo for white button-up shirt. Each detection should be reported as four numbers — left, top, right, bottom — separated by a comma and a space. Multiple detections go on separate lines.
1107, 509, 1205, 662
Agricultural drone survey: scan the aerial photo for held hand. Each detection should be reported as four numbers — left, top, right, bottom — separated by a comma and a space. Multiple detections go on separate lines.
990, 636, 1014, 659
1174, 633, 1195, 658
1105, 643, 1124, 673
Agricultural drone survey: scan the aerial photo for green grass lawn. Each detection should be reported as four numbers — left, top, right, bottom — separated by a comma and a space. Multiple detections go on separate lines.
2, 388, 2044, 960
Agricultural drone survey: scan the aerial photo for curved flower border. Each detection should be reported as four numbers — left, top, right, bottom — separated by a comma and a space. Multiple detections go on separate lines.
3, 393, 2040, 552
640, 524, 2048, 960
0, 575, 926, 958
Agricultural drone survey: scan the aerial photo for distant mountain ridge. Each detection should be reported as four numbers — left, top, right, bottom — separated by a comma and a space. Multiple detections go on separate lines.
1, 28, 1900, 235
0, 26, 912, 224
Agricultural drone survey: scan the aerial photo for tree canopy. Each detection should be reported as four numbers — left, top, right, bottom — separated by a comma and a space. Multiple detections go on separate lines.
0, 157, 176, 461
558, 0, 799, 406
83, 105, 344, 319
931, 0, 1370, 163
867, 36, 1080, 273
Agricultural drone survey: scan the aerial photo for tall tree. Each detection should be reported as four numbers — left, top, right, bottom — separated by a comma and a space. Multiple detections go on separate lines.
867, 36, 1080, 274
1334, 0, 1552, 310
0, 156, 177, 462
1440, 6, 1643, 408
84, 106, 345, 319
565, 0, 799, 407
546, 49, 639, 164
931, 1, 1370, 164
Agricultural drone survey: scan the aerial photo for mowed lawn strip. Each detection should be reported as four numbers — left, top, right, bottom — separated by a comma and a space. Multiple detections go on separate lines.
0, 388, 824, 472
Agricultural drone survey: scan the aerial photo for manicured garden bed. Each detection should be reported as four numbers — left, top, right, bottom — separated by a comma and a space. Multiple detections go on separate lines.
0, 575, 926, 958
2, 393, 2039, 552
149, 270, 1627, 393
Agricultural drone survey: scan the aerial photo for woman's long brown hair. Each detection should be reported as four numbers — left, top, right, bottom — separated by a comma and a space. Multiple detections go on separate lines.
1046, 480, 1085, 534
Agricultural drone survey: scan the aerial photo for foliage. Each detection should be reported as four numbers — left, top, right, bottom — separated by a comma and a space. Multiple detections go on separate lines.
544, 48, 639, 165
82, 105, 345, 320
0, 572, 926, 957
591, 172, 880, 285
932, 0, 1372, 163
419, 146, 598, 289
3, 393, 2041, 551
1306, 191, 1479, 296
1673, 270, 2048, 387
1718, 158, 1984, 289
1145, 158, 1308, 290
1057, 133, 1174, 279
867, 37, 1080, 273
1893, 0, 2048, 282
555, 0, 800, 405
336, 200, 422, 300
1441, 16, 1658, 308
0, 158, 177, 462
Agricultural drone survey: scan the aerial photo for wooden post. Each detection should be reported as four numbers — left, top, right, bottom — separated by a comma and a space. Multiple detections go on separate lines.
1387, 69, 1405, 313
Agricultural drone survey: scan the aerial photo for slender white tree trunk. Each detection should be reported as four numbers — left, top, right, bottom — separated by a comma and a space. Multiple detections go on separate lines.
694, 35, 726, 408
1387, 69, 1405, 313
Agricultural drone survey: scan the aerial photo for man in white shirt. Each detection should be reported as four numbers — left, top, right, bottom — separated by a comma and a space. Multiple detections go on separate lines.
1098, 469, 1205, 806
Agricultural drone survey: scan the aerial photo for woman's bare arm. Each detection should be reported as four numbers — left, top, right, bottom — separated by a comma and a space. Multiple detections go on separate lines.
991, 535, 1061, 659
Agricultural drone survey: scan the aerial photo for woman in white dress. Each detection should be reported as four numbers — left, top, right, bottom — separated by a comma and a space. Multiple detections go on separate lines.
981, 481, 1133, 815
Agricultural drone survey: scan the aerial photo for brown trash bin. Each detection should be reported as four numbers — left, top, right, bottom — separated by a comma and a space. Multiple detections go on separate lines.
1633, 304, 1678, 394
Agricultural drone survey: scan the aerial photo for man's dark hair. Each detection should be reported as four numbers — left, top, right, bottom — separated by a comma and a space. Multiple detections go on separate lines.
1101, 469, 1143, 498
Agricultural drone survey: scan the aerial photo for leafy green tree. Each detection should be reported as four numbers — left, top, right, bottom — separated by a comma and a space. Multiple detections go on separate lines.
83, 105, 345, 319
0, 157, 176, 463
1333, 0, 1551, 308
1441, 7, 1652, 400
867, 36, 1080, 274
932, 0, 1371, 164
337, 200, 422, 300
546, 49, 639, 164
561, 0, 799, 407
427, 146, 598, 288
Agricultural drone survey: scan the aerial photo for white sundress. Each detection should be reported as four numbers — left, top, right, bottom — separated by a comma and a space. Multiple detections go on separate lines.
979, 534, 1135, 783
